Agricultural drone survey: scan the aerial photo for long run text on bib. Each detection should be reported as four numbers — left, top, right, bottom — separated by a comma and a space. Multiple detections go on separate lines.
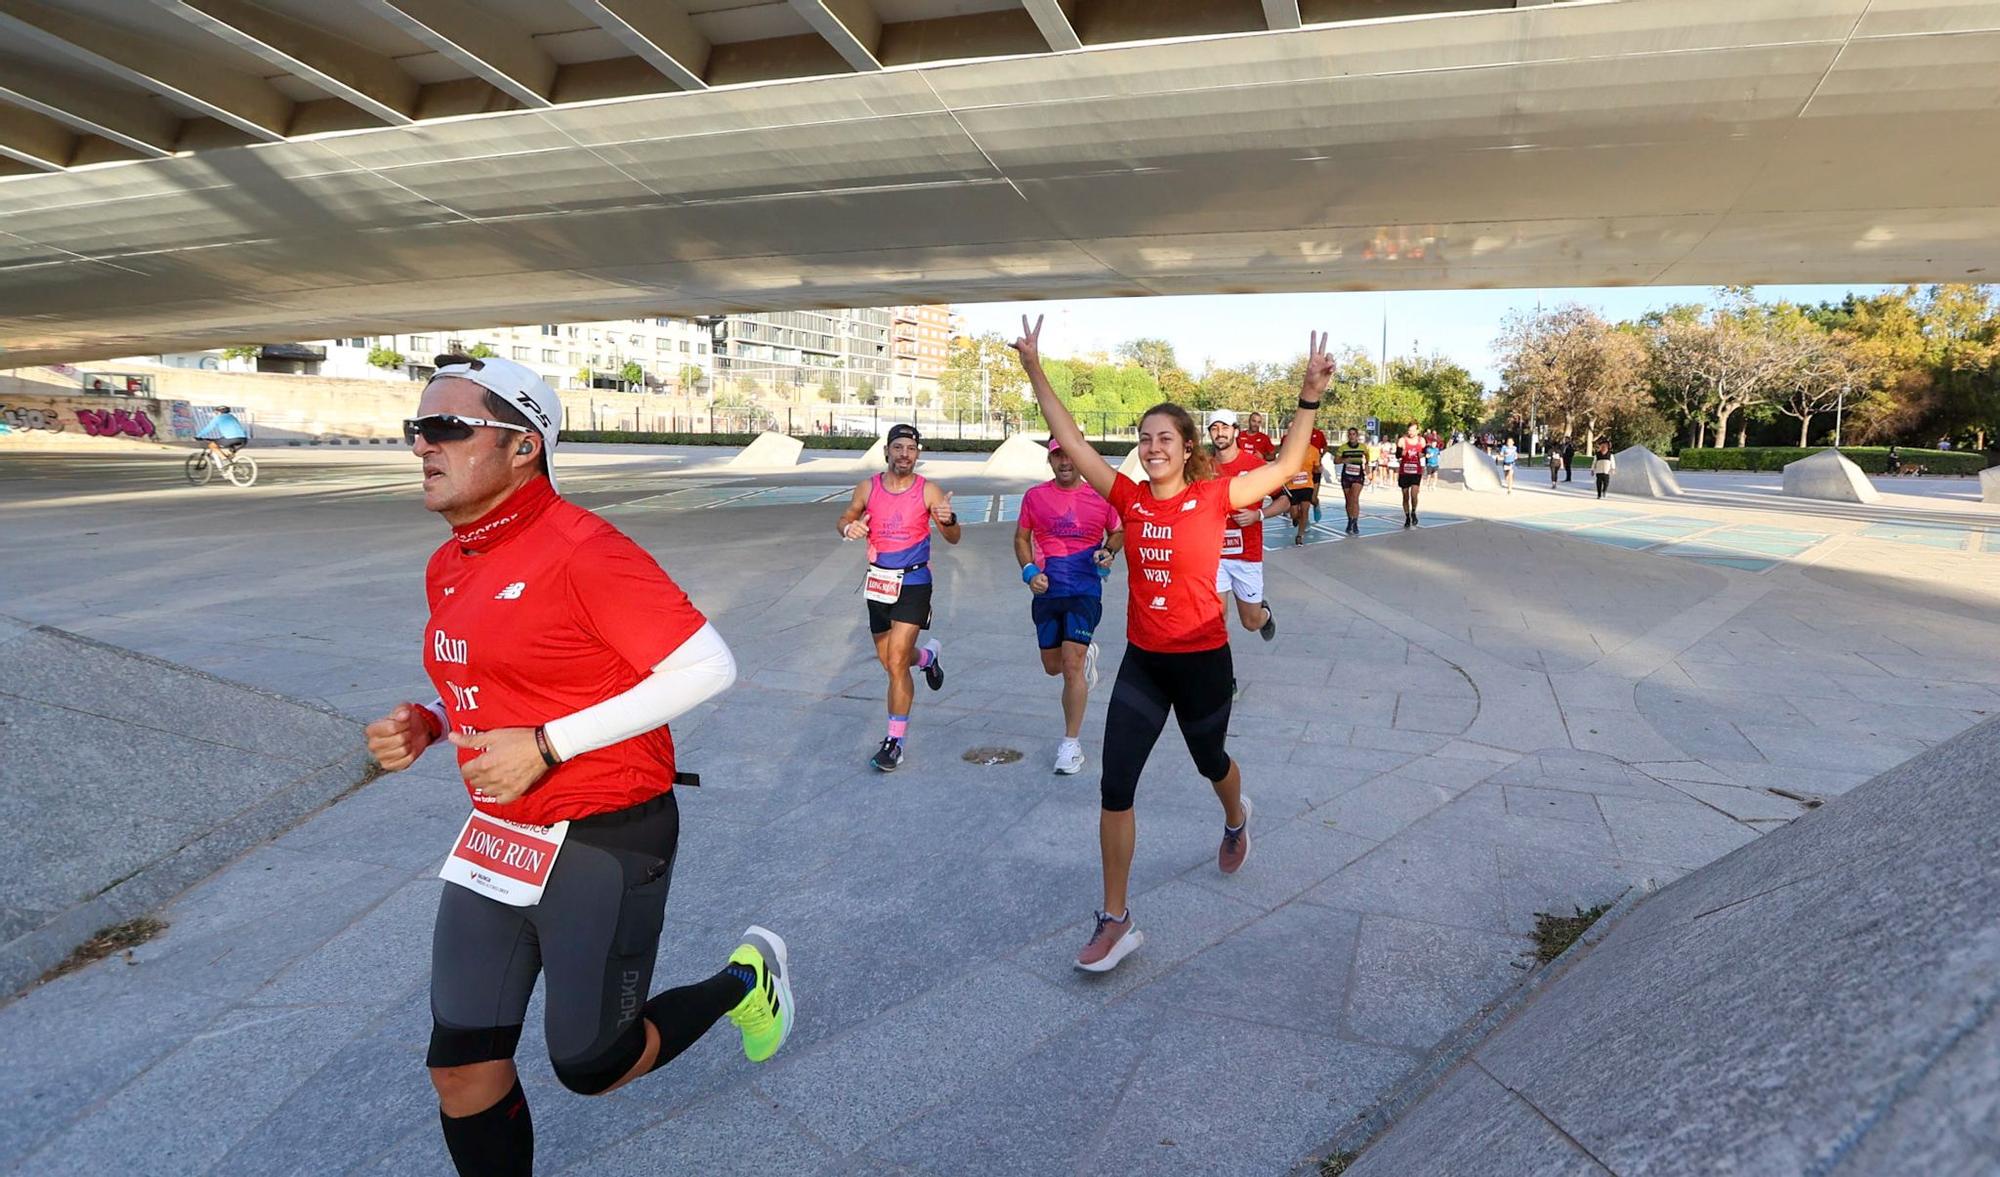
440, 811, 570, 906
863, 564, 906, 603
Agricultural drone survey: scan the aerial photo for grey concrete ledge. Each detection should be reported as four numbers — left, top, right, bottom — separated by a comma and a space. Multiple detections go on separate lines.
1, 618, 371, 998
1292, 879, 1657, 1176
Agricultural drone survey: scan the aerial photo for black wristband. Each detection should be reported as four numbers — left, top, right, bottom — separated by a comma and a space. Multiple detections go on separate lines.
940, 513, 958, 528
534, 725, 560, 767
1297, 398, 1321, 411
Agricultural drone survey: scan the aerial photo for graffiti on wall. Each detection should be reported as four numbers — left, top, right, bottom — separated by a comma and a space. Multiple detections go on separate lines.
1, 404, 64, 432
169, 400, 197, 440
75, 407, 156, 438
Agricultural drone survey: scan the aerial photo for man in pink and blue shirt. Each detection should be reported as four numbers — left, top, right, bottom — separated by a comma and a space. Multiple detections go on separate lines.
1016, 438, 1124, 775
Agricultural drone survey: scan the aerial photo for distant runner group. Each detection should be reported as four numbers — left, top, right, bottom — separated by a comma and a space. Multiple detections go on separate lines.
365, 336, 1471, 1175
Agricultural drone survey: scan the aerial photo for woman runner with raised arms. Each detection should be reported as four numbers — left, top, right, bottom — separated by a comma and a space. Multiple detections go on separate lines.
1011, 317, 1336, 972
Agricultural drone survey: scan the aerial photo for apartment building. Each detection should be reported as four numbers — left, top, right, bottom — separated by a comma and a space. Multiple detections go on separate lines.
152, 317, 715, 394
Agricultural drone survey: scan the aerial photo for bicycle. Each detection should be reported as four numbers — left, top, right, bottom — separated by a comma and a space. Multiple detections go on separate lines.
184, 444, 259, 488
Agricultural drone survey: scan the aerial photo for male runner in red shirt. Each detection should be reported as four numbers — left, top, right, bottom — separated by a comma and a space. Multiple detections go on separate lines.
363, 355, 792, 1177
1237, 411, 1277, 460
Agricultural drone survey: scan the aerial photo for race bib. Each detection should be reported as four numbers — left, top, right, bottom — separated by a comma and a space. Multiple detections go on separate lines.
1287, 469, 1313, 489
863, 564, 905, 603
1342, 462, 1362, 477
1401, 460, 1421, 475
1222, 527, 1244, 557
440, 811, 569, 906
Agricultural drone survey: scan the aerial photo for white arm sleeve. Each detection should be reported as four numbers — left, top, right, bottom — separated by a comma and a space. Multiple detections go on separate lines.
542, 622, 737, 762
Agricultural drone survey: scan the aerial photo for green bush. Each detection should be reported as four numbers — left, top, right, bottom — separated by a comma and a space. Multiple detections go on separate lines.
561, 431, 1136, 456
1673, 446, 1987, 475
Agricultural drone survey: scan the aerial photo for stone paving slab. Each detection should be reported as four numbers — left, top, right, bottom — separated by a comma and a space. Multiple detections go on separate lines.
4, 449, 2000, 1175
1343, 714, 2000, 1177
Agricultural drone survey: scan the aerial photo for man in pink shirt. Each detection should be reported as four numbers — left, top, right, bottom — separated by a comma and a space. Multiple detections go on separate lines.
1016, 439, 1124, 774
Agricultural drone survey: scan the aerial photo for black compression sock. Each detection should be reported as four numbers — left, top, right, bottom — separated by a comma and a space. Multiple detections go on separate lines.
440, 1079, 532, 1177
643, 970, 749, 1071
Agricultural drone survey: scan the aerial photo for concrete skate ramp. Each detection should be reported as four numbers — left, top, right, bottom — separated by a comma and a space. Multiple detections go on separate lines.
852, 437, 887, 473
980, 433, 1052, 480
0, 615, 369, 993
1981, 465, 1999, 503
1116, 446, 1144, 480
725, 430, 803, 470
1782, 448, 1882, 504
1435, 442, 1502, 491
1608, 444, 1683, 497
1344, 714, 2000, 1177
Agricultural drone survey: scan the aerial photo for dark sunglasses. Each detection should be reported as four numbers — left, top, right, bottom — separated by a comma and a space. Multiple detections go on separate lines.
403, 413, 531, 446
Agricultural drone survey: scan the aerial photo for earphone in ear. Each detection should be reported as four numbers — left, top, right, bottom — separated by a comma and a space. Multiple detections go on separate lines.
517, 439, 535, 455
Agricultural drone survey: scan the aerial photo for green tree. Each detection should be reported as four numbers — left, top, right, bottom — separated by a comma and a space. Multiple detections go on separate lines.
677, 364, 706, 393
368, 346, 405, 370
1116, 338, 1181, 385
941, 333, 1028, 422
619, 360, 645, 390
466, 342, 497, 359
1390, 354, 1484, 434
221, 345, 259, 363
1498, 304, 1650, 447
857, 378, 878, 406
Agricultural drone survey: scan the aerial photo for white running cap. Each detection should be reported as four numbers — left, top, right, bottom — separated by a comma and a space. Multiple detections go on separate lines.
430, 355, 563, 493
1207, 409, 1238, 427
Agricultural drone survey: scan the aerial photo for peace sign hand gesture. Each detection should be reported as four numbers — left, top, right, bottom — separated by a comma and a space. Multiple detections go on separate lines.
1010, 315, 1044, 366
1301, 330, 1336, 403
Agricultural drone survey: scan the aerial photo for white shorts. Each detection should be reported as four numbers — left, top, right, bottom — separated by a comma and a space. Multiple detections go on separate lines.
1214, 559, 1265, 603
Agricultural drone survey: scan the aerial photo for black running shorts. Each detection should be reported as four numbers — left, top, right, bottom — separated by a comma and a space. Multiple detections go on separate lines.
867, 581, 933, 635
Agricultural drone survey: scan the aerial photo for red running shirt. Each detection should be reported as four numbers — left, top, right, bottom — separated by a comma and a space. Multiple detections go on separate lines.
422, 476, 707, 825
1109, 473, 1231, 654
1398, 439, 1425, 476
1237, 430, 1276, 460
1214, 446, 1269, 564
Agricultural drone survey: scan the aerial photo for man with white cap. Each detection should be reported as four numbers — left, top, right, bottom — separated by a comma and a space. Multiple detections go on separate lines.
1206, 409, 1282, 643
363, 354, 793, 1177
1016, 436, 1124, 774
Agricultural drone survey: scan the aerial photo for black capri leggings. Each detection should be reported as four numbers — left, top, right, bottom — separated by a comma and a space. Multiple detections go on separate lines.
1594, 472, 1611, 497
1100, 643, 1234, 812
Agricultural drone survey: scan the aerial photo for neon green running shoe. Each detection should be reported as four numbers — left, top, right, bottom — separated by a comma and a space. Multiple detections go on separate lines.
726, 925, 793, 1063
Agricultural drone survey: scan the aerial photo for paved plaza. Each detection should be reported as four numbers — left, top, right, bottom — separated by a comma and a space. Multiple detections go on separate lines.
2, 441, 1997, 1175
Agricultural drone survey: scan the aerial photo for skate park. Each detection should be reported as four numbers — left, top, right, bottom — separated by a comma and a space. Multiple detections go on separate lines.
5, 0, 2000, 1173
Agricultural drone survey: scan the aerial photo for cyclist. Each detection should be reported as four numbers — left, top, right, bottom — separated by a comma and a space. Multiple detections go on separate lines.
197, 406, 248, 459
1014, 316, 1334, 973
836, 423, 960, 772
363, 354, 790, 1177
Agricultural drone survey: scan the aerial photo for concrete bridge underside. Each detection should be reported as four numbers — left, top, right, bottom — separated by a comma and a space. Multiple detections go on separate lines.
2, 0, 1999, 364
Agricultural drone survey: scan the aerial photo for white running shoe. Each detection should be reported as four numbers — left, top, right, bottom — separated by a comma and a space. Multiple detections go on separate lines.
1083, 640, 1101, 690
1054, 738, 1086, 775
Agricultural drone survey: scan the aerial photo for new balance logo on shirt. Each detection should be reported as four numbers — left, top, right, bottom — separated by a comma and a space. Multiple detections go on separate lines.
494, 582, 526, 600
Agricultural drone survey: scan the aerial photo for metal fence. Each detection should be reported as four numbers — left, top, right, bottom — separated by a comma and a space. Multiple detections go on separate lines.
559, 402, 1152, 442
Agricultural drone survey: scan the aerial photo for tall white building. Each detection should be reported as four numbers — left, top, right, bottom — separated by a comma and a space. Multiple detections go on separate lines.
151, 317, 716, 394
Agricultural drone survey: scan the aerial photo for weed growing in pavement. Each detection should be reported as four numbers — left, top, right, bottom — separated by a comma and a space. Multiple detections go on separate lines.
1319, 1151, 1357, 1175
1532, 903, 1613, 964
40, 916, 168, 983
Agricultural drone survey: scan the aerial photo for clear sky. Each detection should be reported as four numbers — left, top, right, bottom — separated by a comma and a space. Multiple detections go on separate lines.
956, 285, 1893, 387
